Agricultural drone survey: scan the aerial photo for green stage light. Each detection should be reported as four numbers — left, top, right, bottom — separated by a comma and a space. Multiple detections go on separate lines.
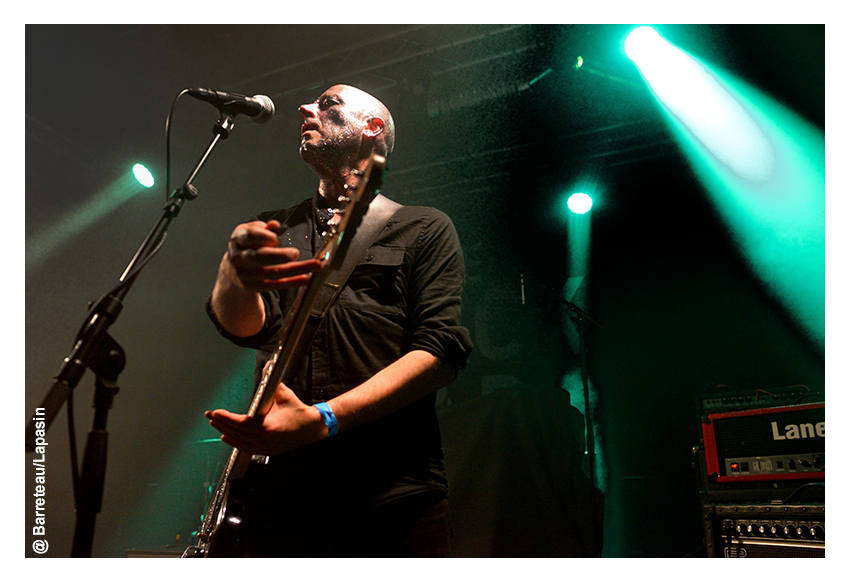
568, 192, 593, 214
626, 27, 774, 182
624, 26, 661, 62
133, 163, 155, 188
27, 165, 159, 272
625, 26, 825, 347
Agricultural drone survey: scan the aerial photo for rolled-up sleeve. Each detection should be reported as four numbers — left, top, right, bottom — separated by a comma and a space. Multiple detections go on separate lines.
406, 210, 473, 370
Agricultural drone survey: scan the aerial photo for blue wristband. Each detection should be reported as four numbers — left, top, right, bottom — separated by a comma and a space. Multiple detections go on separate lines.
314, 402, 338, 438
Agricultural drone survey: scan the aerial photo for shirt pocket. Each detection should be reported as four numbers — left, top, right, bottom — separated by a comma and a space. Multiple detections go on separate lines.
339, 246, 405, 315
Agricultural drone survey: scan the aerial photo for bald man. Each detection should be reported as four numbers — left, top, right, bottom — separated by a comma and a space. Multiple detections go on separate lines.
203, 85, 472, 557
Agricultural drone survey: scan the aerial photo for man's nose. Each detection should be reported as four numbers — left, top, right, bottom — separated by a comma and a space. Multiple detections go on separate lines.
299, 103, 318, 117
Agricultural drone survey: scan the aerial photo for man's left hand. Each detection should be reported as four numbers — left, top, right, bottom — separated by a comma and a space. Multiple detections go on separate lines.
205, 382, 326, 456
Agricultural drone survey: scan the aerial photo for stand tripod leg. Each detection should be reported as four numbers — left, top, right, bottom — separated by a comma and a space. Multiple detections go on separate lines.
71, 337, 123, 558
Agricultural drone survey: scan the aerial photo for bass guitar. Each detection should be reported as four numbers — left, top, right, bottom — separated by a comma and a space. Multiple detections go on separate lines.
183, 154, 386, 557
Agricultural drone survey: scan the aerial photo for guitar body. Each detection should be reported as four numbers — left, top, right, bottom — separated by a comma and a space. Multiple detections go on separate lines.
199, 480, 242, 557
182, 448, 255, 557
182, 155, 386, 558
198, 463, 256, 557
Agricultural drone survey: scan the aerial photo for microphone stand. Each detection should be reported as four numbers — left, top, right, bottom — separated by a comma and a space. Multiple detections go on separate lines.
556, 295, 601, 490
26, 111, 237, 557
525, 276, 602, 487
553, 290, 605, 555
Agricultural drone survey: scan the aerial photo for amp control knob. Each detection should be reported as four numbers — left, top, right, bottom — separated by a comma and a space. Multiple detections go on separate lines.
770, 524, 781, 536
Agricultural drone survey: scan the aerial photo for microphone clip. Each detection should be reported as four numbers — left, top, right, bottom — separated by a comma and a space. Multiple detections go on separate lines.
213, 113, 236, 139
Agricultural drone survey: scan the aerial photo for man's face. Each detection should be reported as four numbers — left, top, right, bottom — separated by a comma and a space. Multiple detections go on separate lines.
298, 85, 369, 170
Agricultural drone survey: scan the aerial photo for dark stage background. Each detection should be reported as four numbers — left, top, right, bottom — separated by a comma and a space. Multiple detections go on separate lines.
25, 24, 825, 558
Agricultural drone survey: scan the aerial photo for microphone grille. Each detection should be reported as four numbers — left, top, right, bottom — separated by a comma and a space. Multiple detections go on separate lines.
252, 94, 275, 124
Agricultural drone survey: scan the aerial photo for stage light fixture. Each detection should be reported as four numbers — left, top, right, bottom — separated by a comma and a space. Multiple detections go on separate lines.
625, 26, 775, 182
624, 26, 661, 62
27, 165, 158, 272
568, 192, 593, 214
133, 163, 155, 188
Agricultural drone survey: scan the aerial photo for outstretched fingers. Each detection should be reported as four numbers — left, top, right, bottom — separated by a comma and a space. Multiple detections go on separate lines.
205, 409, 263, 451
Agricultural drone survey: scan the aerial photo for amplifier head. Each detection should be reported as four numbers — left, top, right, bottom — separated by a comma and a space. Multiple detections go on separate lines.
701, 403, 824, 483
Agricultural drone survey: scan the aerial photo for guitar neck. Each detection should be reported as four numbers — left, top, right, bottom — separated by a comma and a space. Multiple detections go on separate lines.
246, 155, 385, 419
248, 242, 335, 418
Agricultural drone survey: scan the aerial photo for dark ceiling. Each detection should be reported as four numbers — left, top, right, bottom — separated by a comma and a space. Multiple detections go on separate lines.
25, 24, 825, 558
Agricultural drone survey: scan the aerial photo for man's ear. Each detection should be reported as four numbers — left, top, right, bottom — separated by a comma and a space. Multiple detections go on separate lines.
363, 117, 385, 139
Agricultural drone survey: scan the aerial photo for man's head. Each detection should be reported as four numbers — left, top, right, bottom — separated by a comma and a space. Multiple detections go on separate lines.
298, 85, 395, 175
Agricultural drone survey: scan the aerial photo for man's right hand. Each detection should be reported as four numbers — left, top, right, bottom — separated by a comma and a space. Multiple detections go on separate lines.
211, 219, 321, 337
223, 219, 321, 292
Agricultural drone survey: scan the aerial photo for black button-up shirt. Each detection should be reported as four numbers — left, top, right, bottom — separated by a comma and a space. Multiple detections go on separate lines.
207, 195, 472, 508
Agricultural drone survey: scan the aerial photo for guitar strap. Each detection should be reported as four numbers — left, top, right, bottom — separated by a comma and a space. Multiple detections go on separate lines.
310, 193, 402, 319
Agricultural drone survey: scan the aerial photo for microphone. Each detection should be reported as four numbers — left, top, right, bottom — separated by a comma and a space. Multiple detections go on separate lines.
188, 87, 275, 123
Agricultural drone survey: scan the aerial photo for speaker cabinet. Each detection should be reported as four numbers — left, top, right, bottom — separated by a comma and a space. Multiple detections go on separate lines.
702, 502, 824, 558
